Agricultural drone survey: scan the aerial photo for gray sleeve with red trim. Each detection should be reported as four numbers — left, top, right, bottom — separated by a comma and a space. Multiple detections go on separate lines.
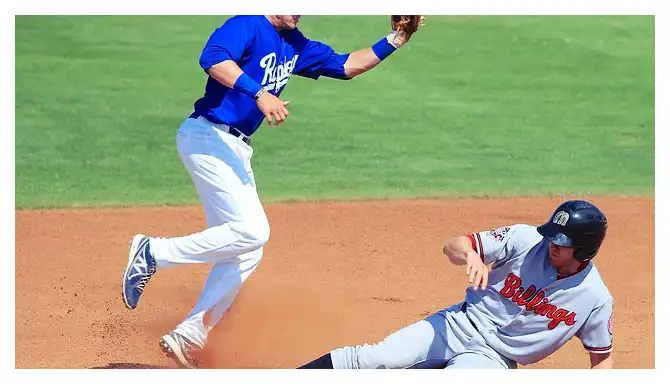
466, 224, 541, 267
576, 298, 614, 354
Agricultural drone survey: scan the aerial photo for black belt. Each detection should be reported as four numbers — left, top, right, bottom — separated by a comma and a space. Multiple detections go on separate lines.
189, 112, 251, 145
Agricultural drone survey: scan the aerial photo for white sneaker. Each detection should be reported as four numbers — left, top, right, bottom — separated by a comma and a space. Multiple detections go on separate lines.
159, 331, 202, 369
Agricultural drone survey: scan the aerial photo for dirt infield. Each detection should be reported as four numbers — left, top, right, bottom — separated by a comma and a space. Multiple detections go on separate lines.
15, 196, 654, 369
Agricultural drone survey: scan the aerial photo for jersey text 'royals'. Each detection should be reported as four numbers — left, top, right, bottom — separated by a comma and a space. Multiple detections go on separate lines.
260, 52, 299, 91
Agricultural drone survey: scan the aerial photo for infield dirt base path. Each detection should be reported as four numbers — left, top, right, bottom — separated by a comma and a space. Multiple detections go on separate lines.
15, 196, 654, 369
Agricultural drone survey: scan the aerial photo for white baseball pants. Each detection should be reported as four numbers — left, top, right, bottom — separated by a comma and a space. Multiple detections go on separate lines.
149, 115, 268, 348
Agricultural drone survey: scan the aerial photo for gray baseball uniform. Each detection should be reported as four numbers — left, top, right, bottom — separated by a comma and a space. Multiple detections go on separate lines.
329, 224, 614, 369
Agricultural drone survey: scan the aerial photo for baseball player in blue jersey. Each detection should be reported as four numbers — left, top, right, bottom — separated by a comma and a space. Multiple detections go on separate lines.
299, 200, 614, 369
120, 15, 424, 368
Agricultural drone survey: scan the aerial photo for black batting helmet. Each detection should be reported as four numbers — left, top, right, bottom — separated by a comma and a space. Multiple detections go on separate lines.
537, 200, 608, 262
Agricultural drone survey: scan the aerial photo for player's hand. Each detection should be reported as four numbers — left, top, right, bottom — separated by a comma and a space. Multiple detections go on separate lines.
256, 91, 290, 126
465, 251, 489, 290
390, 31, 413, 47
389, 15, 425, 48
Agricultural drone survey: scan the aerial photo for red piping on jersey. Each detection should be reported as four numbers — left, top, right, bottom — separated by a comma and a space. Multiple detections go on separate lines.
468, 234, 476, 251
467, 233, 485, 263
476, 233, 484, 262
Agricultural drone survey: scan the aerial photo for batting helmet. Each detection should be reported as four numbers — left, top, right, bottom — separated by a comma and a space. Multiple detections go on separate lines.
537, 200, 608, 262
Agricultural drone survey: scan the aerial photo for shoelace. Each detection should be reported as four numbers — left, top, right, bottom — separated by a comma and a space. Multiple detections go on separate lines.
136, 265, 156, 292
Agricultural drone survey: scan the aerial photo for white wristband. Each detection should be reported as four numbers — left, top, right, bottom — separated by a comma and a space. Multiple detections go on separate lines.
254, 87, 267, 100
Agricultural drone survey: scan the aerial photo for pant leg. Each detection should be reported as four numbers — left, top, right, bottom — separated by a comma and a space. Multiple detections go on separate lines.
174, 247, 263, 347
445, 352, 509, 369
330, 304, 475, 369
157, 117, 267, 346
150, 117, 270, 269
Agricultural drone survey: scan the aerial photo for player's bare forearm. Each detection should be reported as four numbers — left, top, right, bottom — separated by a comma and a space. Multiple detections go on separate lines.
343, 48, 382, 78
206, 60, 244, 88
590, 352, 613, 369
443, 236, 477, 266
342, 30, 414, 79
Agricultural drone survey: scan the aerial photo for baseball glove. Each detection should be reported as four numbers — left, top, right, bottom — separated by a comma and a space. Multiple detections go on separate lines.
391, 15, 426, 35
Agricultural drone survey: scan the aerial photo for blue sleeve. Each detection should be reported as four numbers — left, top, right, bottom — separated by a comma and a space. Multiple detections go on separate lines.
293, 38, 351, 81
199, 16, 255, 71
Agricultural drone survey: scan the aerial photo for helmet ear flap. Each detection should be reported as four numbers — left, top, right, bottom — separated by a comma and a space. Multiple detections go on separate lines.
574, 248, 598, 262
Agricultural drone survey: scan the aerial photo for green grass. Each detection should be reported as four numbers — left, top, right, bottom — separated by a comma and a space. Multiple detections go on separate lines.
15, 16, 654, 209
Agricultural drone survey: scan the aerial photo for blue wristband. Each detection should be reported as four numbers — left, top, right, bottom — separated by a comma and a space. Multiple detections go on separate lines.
234, 73, 264, 99
371, 35, 397, 61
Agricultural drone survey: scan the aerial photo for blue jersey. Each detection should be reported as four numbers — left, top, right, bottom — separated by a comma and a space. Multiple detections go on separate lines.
193, 15, 350, 136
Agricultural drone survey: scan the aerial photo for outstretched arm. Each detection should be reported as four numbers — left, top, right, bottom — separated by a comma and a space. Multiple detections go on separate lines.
342, 31, 411, 78
294, 26, 420, 81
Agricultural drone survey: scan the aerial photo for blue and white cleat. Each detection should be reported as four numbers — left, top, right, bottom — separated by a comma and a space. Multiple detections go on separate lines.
122, 234, 156, 310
